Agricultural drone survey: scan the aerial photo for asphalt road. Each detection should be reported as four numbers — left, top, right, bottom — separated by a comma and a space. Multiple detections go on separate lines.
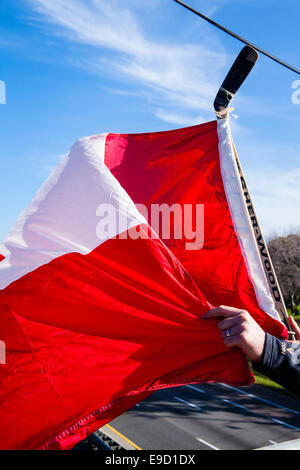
108, 382, 300, 450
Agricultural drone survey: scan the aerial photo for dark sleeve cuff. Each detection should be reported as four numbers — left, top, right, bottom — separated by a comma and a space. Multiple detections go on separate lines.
252, 333, 278, 374
252, 333, 300, 395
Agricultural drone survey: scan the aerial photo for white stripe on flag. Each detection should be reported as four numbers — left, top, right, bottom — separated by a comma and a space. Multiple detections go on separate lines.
217, 118, 280, 322
0, 134, 146, 289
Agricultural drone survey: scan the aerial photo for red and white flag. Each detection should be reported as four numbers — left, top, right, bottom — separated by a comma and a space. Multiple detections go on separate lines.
0, 118, 287, 449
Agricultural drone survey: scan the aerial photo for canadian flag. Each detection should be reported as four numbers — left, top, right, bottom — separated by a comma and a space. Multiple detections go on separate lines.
0, 118, 287, 450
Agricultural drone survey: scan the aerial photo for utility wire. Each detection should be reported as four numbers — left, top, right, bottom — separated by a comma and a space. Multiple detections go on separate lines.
174, 0, 300, 75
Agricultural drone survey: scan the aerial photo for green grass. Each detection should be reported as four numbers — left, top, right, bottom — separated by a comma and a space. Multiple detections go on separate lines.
253, 371, 285, 392
287, 308, 300, 323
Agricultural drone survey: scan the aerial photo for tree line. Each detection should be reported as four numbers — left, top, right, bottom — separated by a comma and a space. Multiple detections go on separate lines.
268, 233, 300, 316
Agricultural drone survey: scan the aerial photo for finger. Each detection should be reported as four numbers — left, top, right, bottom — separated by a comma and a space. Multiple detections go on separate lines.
218, 316, 242, 332
223, 336, 240, 349
289, 316, 300, 340
223, 334, 244, 349
202, 305, 247, 320
221, 324, 243, 339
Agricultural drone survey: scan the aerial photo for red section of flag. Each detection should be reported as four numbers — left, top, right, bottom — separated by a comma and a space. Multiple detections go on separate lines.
0, 225, 252, 450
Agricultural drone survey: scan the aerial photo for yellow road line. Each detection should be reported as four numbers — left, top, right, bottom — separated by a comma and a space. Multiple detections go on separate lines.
105, 424, 142, 450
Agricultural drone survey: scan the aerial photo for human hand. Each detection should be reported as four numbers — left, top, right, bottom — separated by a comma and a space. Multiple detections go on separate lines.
288, 315, 300, 343
202, 305, 266, 363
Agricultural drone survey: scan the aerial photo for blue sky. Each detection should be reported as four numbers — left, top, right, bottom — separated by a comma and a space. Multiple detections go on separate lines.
0, 0, 299, 241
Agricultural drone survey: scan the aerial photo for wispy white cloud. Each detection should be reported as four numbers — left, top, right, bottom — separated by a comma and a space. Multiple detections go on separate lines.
155, 108, 207, 126
28, 0, 229, 124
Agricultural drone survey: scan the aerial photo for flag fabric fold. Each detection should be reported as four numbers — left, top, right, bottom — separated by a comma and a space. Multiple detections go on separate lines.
0, 118, 287, 450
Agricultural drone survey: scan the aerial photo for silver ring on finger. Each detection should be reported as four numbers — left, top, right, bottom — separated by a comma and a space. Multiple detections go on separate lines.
225, 328, 231, 337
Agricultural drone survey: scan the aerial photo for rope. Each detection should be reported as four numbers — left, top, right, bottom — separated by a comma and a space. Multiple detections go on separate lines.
174, 0, 300, 75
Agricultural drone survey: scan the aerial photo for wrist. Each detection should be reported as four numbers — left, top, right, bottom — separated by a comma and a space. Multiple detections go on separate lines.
249, 331, 266, 363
